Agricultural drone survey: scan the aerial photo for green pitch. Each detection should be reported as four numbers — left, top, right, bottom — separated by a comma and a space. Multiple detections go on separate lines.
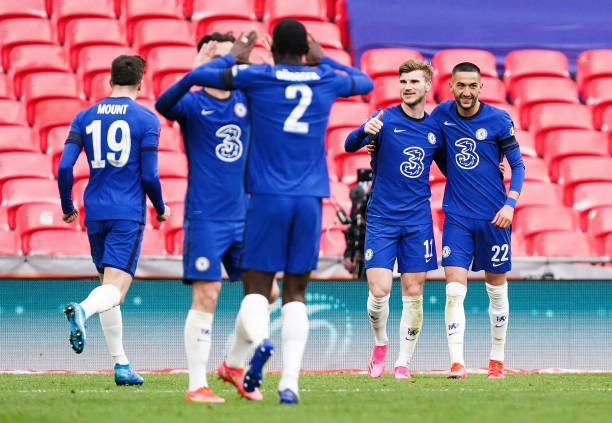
0, 373, 610, 423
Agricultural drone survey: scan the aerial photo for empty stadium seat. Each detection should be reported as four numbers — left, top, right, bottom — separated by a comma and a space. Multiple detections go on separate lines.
52, 152, 90, 183
196, 19, 266, 47
0, 126, 39, 153
371, 75, 435, 110
146, 46, 194, 97
188, 0, 257, 22
0, 74, 12, 99
140, 228, 168, 256
511, 77, 579, 129
504, 156, 549, 183
52, 0, 115, 44
437, 75, 506, 104
324, 48, 352, 67
511, 232, 529, 257
301, 21, 343, 50
21, 72, 81, 124
531, 231, 598, 257
25, 228, 90, 255
576, 49, 612, 93
1, 178, 60, 228
514, 205, 578, 240
158, 126, 184, 152
0, 0, 48, 21
528, 104, 593, 154
430, 182, 445, 230
340, 153, 371, 184
64, 18, 126, 70
514, 129, 536, 157
15, 203, 79, 246
122, 0, 183, 44
542, 130, 608, 181
514, 181, 562, 212
45, 124, 70, 161
133, 18, 194, 60
0, 99, 27, 126
76, 45, 134, 93
329, 180, 351, 210
586, 206, 612, 241
31, 98, 88, 144
322, 201, 344, 230
429, 162, 446, 187
326, 127, 353, 158
503, 49, 570, 92
0, 152, 53, 189
494, 104, 520, 127
604, 234, 612, 257
158, 152, 188, 179
557, 157, 612, 205
327, 102, 371, 135
583, 78, 612, 129
0, 18, 54, 71
572, 182, 612, 226
601, 105, 612, 132
432, 49, 498, 86
0, 230, 21, 255
263, 0, 327, 27
319, 226, 346, 257
157, 177, 187, 205
360, 48, 424, 79
7, 45, 71, 98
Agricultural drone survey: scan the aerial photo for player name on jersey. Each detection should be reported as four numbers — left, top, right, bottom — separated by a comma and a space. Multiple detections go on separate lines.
275, 69, 321, 81
97, 104, 129, 115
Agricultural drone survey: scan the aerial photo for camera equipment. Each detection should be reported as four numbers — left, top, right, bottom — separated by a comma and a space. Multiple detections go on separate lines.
342, 168, 372, 277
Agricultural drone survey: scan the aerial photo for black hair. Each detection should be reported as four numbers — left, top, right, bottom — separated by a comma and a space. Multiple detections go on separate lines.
197, 32, 236, 52
452, 62, 481, 75
110, 55, 145, 86
272, 18, 309, 56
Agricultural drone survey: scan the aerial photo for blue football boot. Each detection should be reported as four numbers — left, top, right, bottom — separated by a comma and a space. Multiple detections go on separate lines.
114, 363, 144, 386
278, 388, 299, 404
243, 339, 274, 393
64, 303, 87, 354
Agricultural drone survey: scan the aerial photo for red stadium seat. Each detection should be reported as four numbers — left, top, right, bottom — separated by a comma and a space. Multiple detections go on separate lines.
0, 18, 54, 71
15, 203, 79, 245
0, 100, 27, 126
576, 49, 612, 93
572, 182, 612, 227
158, 152, 188, 179
0, 0, 47, 21
151, 200, 182, 241
51, 152, 90, 183
329, 180, 351, 210
0, 230, 21, 255
301, 21, 343, 50
45, 124, 70, 161
542, 130, 608, 182
531, 231, 598, 257
586, 206, 612, 240
511, 77, 579, 129
429, 162, 446, 187
602, 105, 612, 132
263, 0, 327, 27
133, 19, 194, 60
0, 126, 39, 153
514, 129, 536, 157
31, 98, 88, 146
122, 0, 183, 44
514, 205, 578, 240
64, 18, 126, 70
432, 49, 498, 86
321, 202, 340, 230
360, 48, 424, 79
504, 156, 549, 183
25, 228, 90, 255
188, 0, 257, 22
557, 157, 612, 205
437, 75, 506, 104
147, 46, 194, 97
89, 72, 153, 102
340, 153, 371, 184
158, 126, 184, 152
0, 74, 12, 99
1, 178, 60, 228
327, 102, 371, 135
21, 72, 81, 124
51, 0, 115, 44
7, 45, 70, 98
0, 153, 53, 190
503, 49, 570, 92
326, 127, 353, 159
511, 232, 529, 257
605, 234, 612, 257
494, 104, 520, 128
430, 182, 445, 230
319, 226, 346, 257
324, 49, 352, 67
583, 78, 612, 129
514, 181, 562, 212
140, 228, 168, 256
371, 75, 435, 110
157, 177, 187, 205
76, 45, 134, 92
196, 19, 266, 47
528, 104, 593, 154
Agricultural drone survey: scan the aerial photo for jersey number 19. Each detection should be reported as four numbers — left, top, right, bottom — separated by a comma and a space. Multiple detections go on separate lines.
86, 119, 131, 169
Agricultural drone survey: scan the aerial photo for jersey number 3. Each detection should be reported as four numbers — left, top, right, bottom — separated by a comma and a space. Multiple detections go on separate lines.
283, 84, 312, 134
86, 119, 131, 168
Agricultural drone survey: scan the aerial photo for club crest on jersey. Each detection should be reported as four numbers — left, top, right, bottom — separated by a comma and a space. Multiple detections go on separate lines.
509, 126, 515, 136
215, 124, 243, 162
442, 246, 451, 258
195, 257, 210, 272
234, 102, 247, 118
427, 132, 437, 144
365, 249, 373, 261
475, 128, 488, 140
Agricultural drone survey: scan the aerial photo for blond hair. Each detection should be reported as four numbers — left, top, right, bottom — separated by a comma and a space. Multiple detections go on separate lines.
398, 59, 433, 82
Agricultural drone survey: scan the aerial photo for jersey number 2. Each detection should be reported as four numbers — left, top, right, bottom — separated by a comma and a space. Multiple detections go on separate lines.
86, 119, 131, 169
283, 84, 312, 134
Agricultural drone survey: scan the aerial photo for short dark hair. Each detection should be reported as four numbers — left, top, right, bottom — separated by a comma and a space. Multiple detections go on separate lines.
197, 32, 236, 52
272, 18, 308, 56
110, 55, 145, 86
452, 62, 481, 75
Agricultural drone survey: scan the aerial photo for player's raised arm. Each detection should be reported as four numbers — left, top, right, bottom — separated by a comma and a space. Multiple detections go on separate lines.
57, 119, 83, 222
320, 55, 374, 96
345, 110, 383, 152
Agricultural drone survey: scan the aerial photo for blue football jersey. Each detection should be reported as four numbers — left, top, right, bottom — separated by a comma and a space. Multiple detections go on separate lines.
67, 97, 160, 222
165, 89, 249, 221
228, 61, 367, 197
431, 101, 518, 220
365, 106, 445, 224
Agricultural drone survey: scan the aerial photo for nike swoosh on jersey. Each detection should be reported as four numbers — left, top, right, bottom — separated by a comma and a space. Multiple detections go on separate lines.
201, 109, 215, 116
394, 128, 408, 133
443, 121, 456, 126
425, 257, 432, 263
492, 262, 506, 267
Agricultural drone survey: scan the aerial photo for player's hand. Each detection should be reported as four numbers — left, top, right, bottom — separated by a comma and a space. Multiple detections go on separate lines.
366, 140, 377, 155
305, 33, 324, 65
62, 209, 78, 224
491, 205, 514, 229
499, 162, 506, 175
230, 30, 257, 63
342, 257, 356, 273
257, 33, 274, 65
193, 40, 216, 68
364, 110, 383, 136
156, 205, 171, 222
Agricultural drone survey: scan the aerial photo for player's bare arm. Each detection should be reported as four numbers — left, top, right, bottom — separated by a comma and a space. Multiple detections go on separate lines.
229, 30, 257, 63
